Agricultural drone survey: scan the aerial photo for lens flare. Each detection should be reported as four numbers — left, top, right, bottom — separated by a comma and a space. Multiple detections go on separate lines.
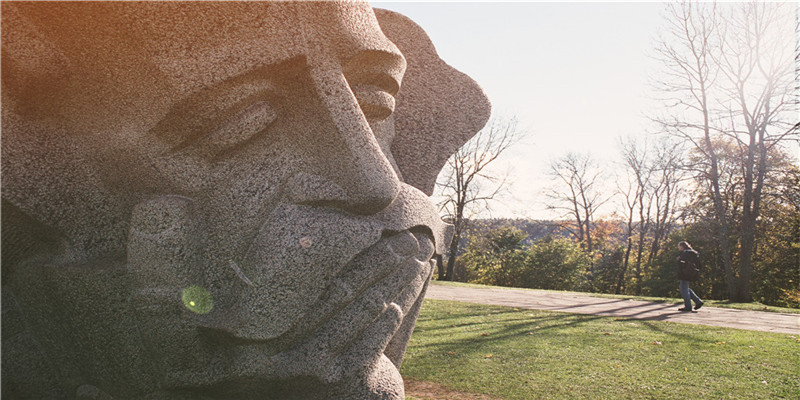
182, 286, 213, 314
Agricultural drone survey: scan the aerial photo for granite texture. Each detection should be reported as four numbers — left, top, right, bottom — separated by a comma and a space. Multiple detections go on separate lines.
1, 2, 490, 399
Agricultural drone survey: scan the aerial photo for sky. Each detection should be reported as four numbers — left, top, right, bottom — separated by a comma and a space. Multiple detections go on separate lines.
375, 1, 668, 219
375, 1, 798, 220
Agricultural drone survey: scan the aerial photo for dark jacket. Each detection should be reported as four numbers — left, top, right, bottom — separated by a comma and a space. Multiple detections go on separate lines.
677, 249, 700, 281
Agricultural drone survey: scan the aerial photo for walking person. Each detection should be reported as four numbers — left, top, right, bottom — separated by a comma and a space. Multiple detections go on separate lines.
676, 241, 704, 312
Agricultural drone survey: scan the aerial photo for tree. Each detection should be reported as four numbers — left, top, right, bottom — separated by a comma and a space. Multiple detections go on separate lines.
462, 231, 589, 291
682, 140, 799, 302
615, 136, 687, 294
545, 152, 611, 255
435, 116, 523, 281
483, 226, 528, 255
586, 219, 627, 294
714, 2, 798, 302
652, 1, 797, 302
461, 226, 528, 287
615, 152, 640, 294
619, 137, 654, 294
646, 140, 685, 270
752, 164, 800, 307
523, 238, 590, 291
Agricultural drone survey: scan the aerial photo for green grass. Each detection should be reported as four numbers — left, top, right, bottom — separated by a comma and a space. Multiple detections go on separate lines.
401, 299, 800, 400
430, 280, 800, 314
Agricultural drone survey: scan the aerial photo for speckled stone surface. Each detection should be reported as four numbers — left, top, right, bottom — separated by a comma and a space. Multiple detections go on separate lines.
1, 2, 490, 399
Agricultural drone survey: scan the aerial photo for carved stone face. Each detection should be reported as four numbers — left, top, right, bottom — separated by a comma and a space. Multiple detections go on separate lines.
1, 2, 489, 399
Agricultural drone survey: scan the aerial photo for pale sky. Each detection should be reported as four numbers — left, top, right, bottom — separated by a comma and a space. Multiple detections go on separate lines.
376, 1, 798, 220
376, 1, 667, 219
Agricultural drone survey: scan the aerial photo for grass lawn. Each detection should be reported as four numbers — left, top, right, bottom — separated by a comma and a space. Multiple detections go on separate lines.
430, 280, 800, 314
401, 299, 800, 400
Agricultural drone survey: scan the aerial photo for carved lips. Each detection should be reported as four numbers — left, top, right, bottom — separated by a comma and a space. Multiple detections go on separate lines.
220, 184, 445, 344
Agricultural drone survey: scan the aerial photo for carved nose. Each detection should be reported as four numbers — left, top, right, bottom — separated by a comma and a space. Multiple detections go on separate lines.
336, 152, 400, 215
303, 67, 400, 215
286, 169, 398, 216
345, 179, 399, 215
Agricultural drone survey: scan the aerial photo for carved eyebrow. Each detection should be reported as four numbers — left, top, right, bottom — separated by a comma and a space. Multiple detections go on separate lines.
342, 50, 406, 96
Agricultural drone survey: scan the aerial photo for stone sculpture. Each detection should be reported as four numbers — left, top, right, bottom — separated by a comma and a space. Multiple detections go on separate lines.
1, 2, 490, 399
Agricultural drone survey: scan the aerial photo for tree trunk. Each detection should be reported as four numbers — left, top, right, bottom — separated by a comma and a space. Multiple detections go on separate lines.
616, 203, 636, 295
633, 198, 649, 295
444, 230, 460, 281
732, 125, 767, 302
443, 201, 465, 281
692, 53, 736, 300
707, 140, 737, 299
616, 236, 633, 294
633, 232, 645, 295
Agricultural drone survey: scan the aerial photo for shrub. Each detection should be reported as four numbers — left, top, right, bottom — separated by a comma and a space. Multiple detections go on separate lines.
463, 232, 590, 291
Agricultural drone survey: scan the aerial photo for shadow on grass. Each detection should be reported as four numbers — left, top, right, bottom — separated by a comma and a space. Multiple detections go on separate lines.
590, 302, 682, 319
632, 318, 742, 345
411, 306, 606, 352
410, 300, 725, 355
404, 300, 800, 400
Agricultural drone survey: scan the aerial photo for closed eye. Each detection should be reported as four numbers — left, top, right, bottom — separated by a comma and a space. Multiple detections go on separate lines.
150, 79, 281, 161
196, 94, 278, 160
150, 57, 307, 160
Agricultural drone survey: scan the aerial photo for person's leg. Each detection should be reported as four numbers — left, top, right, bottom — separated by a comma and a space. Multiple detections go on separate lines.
679, 280, 692, 310
688, 285, 704, 309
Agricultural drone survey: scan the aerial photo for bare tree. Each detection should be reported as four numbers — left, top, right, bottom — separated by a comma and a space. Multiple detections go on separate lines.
646, 140, 687, 267
652, 1, 797, 301
652, 1, 733, 293
435, 116, 523, 281
614, 165, 639, 295
616, 136, 687, 294
622, 138, 654, 294
545, 152, 611, 255
715, 2, 798, 301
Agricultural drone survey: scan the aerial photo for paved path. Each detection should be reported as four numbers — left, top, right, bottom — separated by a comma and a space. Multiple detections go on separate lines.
426, 284, 800, 335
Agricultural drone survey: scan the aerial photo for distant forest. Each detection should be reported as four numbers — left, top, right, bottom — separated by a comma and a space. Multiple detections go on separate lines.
441, 212, 799, 309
